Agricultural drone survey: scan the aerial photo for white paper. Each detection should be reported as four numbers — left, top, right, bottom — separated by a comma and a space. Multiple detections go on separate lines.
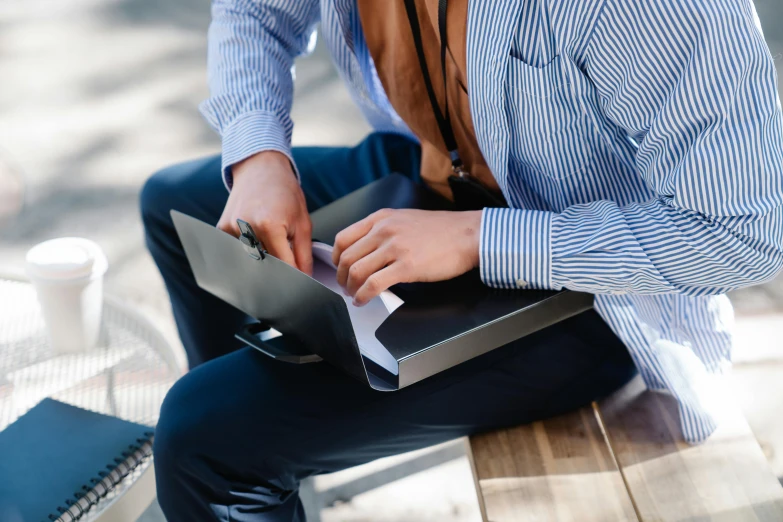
311, 242, 403, 375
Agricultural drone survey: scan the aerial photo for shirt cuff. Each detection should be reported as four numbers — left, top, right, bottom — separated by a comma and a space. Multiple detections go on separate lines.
479, 207, 555, 290
218, 110, 298, 190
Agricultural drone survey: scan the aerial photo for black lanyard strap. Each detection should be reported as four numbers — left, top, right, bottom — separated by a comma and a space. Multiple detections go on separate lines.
403, 0, 465, 173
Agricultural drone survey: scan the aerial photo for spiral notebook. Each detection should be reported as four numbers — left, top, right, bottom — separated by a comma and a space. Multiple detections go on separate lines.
0, 398, 153, 522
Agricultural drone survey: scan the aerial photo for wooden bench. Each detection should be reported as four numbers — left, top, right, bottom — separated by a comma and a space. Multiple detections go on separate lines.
467, 377, 783, 521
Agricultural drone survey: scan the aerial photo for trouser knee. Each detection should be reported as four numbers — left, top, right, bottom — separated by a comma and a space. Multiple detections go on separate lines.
140, 166, 180, 241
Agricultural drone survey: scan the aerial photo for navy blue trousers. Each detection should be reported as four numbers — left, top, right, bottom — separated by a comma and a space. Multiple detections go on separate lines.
141, 133, 636, 521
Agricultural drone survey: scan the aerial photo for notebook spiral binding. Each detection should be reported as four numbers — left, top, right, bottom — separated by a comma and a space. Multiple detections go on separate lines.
46, 431, 155, 522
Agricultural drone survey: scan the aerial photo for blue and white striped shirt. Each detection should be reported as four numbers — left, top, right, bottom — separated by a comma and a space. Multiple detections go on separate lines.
200, 0, 783, 443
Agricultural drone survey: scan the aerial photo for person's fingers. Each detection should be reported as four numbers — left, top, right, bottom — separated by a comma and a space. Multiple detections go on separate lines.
353, 262, 405, 306
345, 247, 396, 297
259, 223, 297, 267
216, 211, 241, 237
293, 219, 313, 275
332, 218, 374, 266
336, 232, 383, 288
332, 209, 392, 266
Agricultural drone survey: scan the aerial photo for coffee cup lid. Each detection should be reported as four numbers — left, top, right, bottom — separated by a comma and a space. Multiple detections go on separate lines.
25, 237, 108, 281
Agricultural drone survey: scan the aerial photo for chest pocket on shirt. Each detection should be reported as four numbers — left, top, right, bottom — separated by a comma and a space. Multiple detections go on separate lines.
506, 55, 595, 180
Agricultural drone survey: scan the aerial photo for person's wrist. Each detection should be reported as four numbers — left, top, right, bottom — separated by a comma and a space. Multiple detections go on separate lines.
459, 210, 482, 269
232, 150, 292, 184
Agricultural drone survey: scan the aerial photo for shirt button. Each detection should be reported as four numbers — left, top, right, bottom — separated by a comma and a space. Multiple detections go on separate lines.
516, 279, 528, 288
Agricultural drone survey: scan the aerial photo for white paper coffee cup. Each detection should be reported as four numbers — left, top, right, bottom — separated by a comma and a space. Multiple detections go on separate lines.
25, 238, 108, 353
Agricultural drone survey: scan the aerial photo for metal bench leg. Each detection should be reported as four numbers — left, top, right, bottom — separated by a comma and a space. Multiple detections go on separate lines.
316, 441, 464, 508
298, 440, 464, 520
299, 477, 322, 522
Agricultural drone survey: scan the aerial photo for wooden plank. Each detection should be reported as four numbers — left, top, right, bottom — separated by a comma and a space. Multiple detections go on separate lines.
468, 406, 639, 522
596, 377, 783, 521
465, 437, 490, 522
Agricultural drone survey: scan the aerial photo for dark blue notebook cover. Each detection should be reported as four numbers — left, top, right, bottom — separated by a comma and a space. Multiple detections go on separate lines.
0, 398, 152, 522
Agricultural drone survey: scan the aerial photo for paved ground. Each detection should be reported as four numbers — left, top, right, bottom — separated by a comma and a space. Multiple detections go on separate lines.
0, 1, 782, 521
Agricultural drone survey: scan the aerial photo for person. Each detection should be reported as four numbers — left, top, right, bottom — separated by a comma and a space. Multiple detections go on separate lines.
140, 0, 783, 520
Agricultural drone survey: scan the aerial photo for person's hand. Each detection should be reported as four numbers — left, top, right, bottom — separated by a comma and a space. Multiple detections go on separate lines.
331, 209, 482, 305
217, 151, 313, 275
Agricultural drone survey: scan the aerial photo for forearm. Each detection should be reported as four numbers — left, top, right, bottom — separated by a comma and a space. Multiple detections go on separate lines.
480, 200, 783, 295
199, 0, 320, 187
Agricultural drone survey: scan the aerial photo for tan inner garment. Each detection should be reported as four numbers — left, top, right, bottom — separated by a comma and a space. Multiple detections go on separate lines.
357, 0, 500, 200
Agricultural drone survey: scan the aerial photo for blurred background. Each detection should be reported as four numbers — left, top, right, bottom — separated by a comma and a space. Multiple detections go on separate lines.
0, 0, 781, 520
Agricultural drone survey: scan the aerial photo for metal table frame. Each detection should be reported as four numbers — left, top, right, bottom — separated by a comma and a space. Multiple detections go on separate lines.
0, 273, 184, 522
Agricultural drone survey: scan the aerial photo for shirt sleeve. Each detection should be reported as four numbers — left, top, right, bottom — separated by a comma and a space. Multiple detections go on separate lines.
481, 0, 783, 296
198, 0, 321, 189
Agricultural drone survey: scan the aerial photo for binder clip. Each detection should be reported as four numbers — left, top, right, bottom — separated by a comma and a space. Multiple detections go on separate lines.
237, 219, 266, 260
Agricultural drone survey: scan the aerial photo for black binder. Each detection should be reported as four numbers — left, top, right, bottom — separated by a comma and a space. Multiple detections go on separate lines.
171, 174, 593, 391
0, 399, 153, 522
